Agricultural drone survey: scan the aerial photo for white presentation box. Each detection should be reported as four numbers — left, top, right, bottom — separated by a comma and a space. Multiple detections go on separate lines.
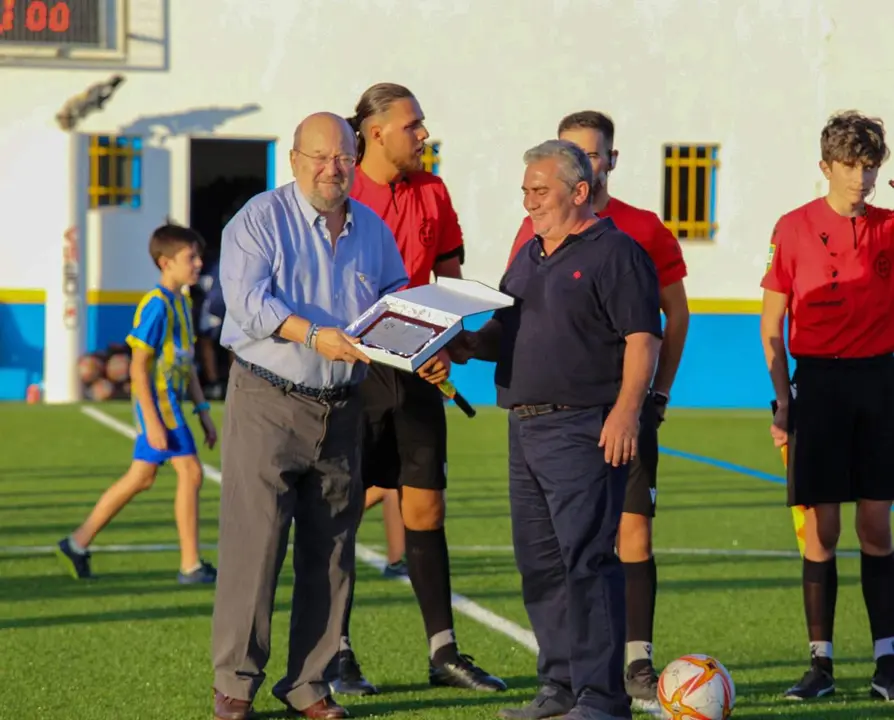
345, 276, 515, 373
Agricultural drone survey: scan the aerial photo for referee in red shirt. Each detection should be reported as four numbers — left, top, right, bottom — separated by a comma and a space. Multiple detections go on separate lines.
761, 110, 894, 704
330, 82, 506, 697
505, 111, 689, 714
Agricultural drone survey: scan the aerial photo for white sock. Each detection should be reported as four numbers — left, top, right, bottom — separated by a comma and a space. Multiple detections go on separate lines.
874, 638, 894, 661
340, 636, 352, 652
626, 641, 653, 666
181, 561, 202, 574
68, 536, 87, 555
810, 641, 833, 660
429, 629, 456, 659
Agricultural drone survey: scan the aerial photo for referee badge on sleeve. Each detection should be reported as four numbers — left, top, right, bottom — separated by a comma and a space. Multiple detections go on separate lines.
766, 243, 776, 272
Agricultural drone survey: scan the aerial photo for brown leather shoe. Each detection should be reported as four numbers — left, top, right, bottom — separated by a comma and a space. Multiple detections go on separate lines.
214, 689, 254, 720
297, 695, 349, 718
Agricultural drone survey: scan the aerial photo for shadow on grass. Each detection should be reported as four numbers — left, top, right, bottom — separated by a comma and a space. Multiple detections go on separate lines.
252, 676, 540, 718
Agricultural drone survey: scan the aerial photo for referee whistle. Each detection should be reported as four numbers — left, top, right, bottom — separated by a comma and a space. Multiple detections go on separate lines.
439, 380, 476, 418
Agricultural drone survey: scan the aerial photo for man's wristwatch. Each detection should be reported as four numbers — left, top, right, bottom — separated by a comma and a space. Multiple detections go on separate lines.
650, 390, 669, 423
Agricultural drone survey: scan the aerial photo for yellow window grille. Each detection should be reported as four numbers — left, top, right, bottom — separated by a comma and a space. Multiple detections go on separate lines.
662, 144, 720, 240
88, 135, 143, 209
421, 141, 441, 175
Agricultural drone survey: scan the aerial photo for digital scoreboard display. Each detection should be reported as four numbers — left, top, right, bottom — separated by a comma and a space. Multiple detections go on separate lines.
0, 0, 102, 48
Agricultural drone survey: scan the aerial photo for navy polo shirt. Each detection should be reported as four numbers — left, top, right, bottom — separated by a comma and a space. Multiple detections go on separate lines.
494, 217, 663, 409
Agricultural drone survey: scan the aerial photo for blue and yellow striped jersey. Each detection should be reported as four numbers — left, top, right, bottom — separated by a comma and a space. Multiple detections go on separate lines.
125, 285, 196, 432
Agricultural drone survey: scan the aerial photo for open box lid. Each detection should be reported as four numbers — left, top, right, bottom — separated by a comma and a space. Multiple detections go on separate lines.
387, 276, 514, 319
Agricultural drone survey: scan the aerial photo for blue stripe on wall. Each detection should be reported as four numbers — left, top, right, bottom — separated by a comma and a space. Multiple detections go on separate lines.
448, 312, 774, 410
266, 141, 276, 190
87, 304, 139, 352
0, 304, 774, 406
0, 303, 45, 400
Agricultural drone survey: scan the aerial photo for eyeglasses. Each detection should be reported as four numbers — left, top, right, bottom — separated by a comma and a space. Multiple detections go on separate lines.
294, 149, 357, 167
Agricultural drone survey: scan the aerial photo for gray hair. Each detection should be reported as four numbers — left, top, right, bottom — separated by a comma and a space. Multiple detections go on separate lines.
523, 139, 594, 193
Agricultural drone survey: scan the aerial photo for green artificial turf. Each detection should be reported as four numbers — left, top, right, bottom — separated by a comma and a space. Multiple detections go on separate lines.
0, 403, 887, 719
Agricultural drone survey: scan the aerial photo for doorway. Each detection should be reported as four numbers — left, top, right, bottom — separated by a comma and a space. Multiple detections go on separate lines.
189, 138, 273, 261
188, 137, 274, 394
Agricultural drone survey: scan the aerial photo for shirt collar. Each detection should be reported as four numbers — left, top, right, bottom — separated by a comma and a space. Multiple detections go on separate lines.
155, 284, 176, 300
292, 181, 354, 232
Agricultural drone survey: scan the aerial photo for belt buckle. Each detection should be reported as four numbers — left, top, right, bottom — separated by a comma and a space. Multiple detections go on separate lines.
514, 404, 536, 419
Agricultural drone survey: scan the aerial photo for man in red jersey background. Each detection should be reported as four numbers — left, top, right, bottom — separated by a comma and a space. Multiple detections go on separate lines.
761, 111, 894, 704
504, 111, 689, 716
329, 83, 506, 699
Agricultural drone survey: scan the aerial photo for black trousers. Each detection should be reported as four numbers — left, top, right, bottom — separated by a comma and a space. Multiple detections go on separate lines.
508, 405, 631, 718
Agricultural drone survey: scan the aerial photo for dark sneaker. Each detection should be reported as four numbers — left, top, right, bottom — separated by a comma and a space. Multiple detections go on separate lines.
871, 666, 894, 701
429, 653, 507, 692
783, 662, 835, 700
382, 557, 408, 578
497, 683, 574, 718
178, 559, 217, 584
625, 661, 660, 715
56, 538, 92, 579
329, 649, 379, 696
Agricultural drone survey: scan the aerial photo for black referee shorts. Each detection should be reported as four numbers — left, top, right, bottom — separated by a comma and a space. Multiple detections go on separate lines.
359, 363, 447, 492
623, 394, 660, 518
787, 354, 894, 507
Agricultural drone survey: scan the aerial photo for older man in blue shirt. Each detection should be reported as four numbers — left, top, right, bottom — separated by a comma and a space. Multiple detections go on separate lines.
211, 112, 447, 720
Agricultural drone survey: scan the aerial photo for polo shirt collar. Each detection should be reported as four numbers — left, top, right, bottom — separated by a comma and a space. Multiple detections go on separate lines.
533, 217, 613, 253
292, 181, 354, 232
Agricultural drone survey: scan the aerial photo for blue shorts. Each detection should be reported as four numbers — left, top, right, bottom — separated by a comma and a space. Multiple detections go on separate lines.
133, 424, 198, 466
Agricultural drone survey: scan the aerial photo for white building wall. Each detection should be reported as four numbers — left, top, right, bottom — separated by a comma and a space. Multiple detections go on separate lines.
1, 0, 893, 300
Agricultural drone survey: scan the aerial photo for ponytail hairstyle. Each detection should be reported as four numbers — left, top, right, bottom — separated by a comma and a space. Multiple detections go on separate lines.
346, 83, 416, 162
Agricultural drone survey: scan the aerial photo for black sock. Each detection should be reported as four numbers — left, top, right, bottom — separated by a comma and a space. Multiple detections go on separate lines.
624, 557, 657, 671
803, 558, 837, 672
860, 551, 894, 670
405, 527, 457, 665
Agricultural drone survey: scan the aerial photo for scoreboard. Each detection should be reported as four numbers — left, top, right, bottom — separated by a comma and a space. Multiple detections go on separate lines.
0, 0, 126, 60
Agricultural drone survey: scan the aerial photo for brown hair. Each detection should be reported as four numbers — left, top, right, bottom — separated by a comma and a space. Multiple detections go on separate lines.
821, 111, 890, 167
346, 83, 416, 161
557, 111, 615, 148
149, 224, 205, 269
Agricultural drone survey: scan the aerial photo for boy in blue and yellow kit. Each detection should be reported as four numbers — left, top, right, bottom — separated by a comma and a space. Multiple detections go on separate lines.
57, 224, 218, 584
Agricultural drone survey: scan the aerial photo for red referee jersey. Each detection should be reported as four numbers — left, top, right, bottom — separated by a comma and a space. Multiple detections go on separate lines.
350, 167, 465, 289
762, 197, 894, 358
507, 197, 687, 289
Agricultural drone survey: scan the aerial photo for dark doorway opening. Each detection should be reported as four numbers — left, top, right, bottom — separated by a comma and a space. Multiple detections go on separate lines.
188, 137, 272, 395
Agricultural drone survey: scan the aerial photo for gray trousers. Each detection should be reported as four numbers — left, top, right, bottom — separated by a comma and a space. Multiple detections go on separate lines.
212, 362, 363, 710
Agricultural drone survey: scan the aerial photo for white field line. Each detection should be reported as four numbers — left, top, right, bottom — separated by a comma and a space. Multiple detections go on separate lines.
4, 542, 851, 561
78, 406, 539, 652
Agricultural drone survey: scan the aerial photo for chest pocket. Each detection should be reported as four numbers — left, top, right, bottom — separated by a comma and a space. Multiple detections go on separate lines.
343, 251, 382, 315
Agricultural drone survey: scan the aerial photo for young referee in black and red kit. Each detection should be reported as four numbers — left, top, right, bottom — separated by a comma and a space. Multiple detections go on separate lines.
761, 110, 894, 703
329, 83, 506, 698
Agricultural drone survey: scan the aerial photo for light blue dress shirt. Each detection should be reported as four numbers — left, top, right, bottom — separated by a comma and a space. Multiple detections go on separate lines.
219, 181, 409, 388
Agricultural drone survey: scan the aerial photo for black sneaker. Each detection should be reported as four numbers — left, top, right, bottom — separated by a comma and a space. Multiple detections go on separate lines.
329, 649, 379, 696
178, 560, 217, 585
429, 653, 507, 692
625, 661, 660, 715
497, 683, 575, 718
871, 665, 894, 701
783, 662, 835, 700
382, 557, 408, 578
56, 538, 92, 579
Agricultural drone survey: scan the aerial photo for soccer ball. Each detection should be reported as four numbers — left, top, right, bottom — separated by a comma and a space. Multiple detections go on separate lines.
657, 654, 735, 719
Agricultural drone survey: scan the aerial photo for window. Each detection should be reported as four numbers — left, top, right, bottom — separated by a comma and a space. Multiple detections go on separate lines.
421, 141, 441, 175
662, 144, 719, 240
88, 135, 142, 209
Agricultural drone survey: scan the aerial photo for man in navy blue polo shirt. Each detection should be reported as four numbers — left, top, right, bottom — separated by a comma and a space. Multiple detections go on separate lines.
449, 139, 662, 720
